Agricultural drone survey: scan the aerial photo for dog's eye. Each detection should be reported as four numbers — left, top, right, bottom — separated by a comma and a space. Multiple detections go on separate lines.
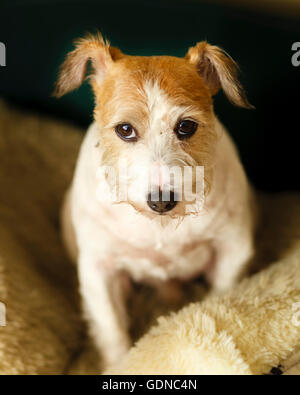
115, 123, 137, 142
174, 119, 198, 139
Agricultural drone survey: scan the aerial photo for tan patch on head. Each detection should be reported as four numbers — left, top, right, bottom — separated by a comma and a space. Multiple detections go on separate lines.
93, 54, 213, 120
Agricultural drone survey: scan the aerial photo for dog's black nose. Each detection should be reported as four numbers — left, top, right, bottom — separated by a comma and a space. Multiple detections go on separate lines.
147, 190, 177, 214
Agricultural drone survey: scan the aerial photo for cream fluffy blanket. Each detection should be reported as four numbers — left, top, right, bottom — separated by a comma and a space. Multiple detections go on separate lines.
0, 100, 299, 374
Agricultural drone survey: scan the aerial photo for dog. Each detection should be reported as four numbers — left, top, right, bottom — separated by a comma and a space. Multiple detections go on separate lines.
54, 33, 256, 367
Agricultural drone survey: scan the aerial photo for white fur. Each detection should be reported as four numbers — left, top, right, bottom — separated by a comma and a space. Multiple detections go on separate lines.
61, 82, 255, 367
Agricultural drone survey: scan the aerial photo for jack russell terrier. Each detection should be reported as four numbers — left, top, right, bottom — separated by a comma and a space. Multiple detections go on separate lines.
54, 33, 256, 367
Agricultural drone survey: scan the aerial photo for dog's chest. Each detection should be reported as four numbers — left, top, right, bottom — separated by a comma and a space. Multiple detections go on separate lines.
102, 212, 214, 283
117, 238, 212, 284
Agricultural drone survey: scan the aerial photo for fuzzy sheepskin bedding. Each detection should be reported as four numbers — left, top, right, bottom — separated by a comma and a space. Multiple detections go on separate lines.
0, 99, 299, 374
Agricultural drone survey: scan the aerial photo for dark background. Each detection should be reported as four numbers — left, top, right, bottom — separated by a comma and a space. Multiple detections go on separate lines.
0, 0, 300, 191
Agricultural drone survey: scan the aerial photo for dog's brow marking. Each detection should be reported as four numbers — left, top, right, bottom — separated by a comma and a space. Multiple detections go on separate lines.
143, 80, 181, 131
142, 80, 205, 138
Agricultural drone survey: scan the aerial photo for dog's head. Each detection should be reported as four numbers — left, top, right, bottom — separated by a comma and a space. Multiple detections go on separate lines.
54, 33, 252, 219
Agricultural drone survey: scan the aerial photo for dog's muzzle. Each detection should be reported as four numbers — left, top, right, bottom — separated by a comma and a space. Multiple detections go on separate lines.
147, 190, 177, 214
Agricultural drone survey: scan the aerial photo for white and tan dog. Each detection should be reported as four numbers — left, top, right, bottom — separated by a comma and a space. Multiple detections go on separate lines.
54, 33, 256, 367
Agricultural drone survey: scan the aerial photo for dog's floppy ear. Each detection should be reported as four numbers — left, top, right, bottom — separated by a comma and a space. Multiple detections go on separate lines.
185, 42, 253, 109
53, 32, 122, 98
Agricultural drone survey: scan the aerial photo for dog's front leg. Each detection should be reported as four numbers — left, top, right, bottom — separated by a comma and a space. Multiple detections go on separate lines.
78, 252, 131, 367
209, 230, 254, 293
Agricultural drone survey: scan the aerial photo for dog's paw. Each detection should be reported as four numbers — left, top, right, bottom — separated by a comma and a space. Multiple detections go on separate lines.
101, 337, 131, 369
